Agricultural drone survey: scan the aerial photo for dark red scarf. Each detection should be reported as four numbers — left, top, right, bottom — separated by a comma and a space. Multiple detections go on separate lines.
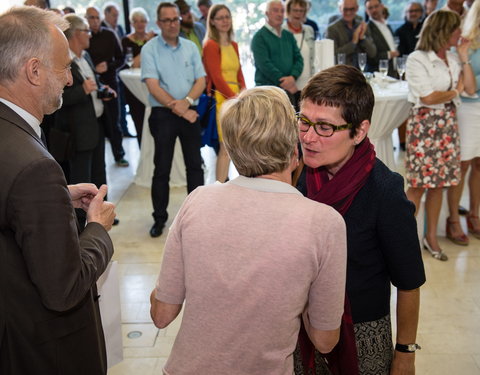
299, 137, 376, 375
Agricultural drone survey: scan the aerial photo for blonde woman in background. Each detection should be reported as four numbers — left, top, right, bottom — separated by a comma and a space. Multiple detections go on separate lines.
203, 4, 246, 182
447, 1, 480, 244
405, 10, 474, 260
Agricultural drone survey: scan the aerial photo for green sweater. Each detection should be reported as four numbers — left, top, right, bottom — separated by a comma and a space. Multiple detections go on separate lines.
251, 26, 304, 87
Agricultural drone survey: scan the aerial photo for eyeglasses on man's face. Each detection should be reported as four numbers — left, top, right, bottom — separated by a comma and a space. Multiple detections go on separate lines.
296, 113, 353, 137
159, 17, 182, 25
77, 28, 92, 34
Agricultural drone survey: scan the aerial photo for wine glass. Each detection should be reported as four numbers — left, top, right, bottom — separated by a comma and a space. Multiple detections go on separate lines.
125, 47, 134, 68
379, 59, 388, 78
337, 53, 346, 65
394, 36, 400, 50
397, 56, 406, 80
358, 52, 367, 73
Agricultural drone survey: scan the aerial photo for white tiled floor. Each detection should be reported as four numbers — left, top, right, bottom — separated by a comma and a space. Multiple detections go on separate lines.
106, 133, 480, 374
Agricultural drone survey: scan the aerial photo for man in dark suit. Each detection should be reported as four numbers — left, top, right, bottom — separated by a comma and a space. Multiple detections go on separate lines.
325, 0, 376, 67
0, 6, 116, 374
365, 0, 399, 76
86, 6, 129, 167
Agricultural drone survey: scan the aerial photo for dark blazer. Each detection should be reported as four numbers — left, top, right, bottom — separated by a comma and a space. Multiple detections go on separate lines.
325, 18, 377, 67
366, 21, 396, 76
0, 102, 114, 375
54, 52, 102, 153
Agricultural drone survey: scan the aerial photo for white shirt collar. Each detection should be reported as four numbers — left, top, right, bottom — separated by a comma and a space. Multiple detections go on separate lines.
0, 98, 41, 137
265, 22, 282, 38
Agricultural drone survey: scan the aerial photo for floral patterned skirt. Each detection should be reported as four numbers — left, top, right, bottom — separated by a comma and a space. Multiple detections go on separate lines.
405, 103, 461, 188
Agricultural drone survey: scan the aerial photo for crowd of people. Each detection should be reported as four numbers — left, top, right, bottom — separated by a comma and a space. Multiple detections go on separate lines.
2, 0, 480, 373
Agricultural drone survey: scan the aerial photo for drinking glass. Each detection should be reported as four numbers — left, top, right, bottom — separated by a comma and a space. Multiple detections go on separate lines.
358, 52, 366, 73
337, 53, 346, 65
397, 56, 406, 80
379, 59, 388, 77
125, 47, 134, 68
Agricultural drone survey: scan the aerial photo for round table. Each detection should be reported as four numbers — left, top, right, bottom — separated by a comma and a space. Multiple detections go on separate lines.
369, 79, 411, 171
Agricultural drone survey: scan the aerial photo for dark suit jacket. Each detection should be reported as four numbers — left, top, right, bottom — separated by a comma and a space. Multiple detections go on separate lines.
366, 21, 396, 76
0, 102, 114, 375
54, 52, 102, 153
325, 18, 376, 67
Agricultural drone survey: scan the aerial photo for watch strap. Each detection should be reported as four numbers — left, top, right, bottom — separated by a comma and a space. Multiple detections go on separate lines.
395, 343, 421, 353
185, 96, 194, 105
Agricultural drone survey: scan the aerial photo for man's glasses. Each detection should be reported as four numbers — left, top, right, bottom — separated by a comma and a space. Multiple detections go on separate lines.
296, 113, 353, 137
159, 17, 182, 25
77, 28, 92, 34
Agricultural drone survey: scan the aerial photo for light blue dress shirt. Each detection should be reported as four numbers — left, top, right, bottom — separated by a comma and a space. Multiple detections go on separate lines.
461, 48, 480, 104
141, 34, 205, 108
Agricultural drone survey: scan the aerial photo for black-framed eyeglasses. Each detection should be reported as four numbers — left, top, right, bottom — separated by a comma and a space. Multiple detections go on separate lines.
159, 17, 182, 25
296, 113, 353, 137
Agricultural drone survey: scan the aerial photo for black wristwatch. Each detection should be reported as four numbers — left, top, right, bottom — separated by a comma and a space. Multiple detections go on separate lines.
395, 343, 421, 353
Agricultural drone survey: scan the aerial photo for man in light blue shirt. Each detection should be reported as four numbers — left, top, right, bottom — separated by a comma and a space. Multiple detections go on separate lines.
141, 1, 206, 238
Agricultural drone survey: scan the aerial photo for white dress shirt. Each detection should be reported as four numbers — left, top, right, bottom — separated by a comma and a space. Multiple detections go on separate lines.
406, 50, 461, 109
370, 19, 396, 54
70, 50, 104, 118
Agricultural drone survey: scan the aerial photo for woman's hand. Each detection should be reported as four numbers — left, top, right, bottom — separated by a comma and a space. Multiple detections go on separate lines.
457, 37, 471, 63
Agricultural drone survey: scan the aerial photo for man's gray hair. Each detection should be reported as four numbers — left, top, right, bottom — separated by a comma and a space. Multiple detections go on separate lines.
129, 7, 149, 23
64, 14, 88, 40
103, 2, 120, 14
0, 6, 69, 84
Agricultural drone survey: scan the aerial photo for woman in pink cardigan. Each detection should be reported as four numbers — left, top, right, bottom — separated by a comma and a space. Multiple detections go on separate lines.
203, 4, 246, 182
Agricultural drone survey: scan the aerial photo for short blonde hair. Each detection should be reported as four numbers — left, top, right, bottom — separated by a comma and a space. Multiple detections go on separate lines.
220, 86, 298, 177
416, 10, 460, 52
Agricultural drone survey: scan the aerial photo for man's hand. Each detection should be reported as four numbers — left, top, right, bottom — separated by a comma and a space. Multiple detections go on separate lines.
390, 50, 400, 58
168, 99, 190, 117
353, 22, 367, 43
390, 351, 415, 375
68, 183, 98, 211
82, 78, 98, 95
95, 61, 108, 74
182, 109, 199, 123
86, 185, 116, 231
100, 85, 117, 101
279, 76, 299, 94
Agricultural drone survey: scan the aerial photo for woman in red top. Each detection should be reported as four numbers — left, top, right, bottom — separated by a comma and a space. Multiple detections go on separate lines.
203, 4, 246, 182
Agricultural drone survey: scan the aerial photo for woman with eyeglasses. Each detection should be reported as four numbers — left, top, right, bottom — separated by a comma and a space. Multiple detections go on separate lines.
121, 7, 156, 146
283, 0, 315, 103
202, 4, 246, 182
294, 65, 425, 375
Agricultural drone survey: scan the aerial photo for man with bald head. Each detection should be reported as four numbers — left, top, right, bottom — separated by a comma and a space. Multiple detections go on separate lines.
0, 6, 115, 374
251, 0, 303, 105
325, 0, 376, 67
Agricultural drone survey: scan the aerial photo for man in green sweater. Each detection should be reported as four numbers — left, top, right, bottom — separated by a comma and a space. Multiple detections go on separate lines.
251, 0, 303, 105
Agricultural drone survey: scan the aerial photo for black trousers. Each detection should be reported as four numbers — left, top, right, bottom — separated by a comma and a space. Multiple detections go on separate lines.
69, 117, 107, 228
149, 107, 204, 224
103, 87, 125, 161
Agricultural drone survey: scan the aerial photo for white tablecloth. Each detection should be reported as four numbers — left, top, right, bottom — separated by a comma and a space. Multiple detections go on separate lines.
119, 69, 186, 187
369, 80, 411, 171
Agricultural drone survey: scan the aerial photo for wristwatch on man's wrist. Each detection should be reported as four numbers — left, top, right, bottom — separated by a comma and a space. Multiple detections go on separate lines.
185, 96, 194, 106
395, 343, 421, 353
